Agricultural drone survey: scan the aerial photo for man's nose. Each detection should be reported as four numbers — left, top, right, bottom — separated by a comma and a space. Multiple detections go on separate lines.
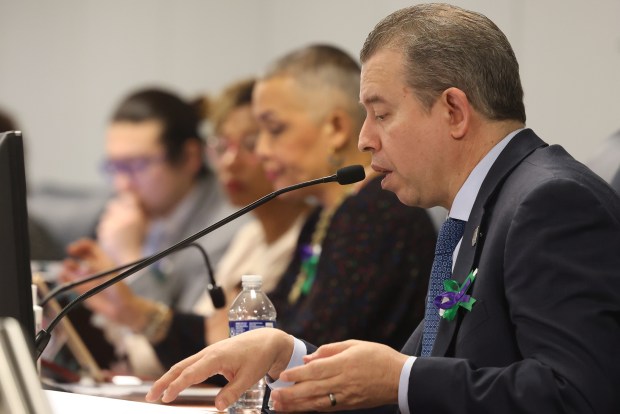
358, 118, 378, 153
113, 172, 134, 193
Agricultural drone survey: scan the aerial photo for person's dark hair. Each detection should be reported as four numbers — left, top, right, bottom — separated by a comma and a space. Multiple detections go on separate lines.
262, 44, 365, 133
360, 3, 526, 123
0, 108, 17, 133
111, 88, 208, 177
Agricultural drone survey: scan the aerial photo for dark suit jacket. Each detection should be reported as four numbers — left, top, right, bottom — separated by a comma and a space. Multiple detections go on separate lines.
400, 129, 620, 413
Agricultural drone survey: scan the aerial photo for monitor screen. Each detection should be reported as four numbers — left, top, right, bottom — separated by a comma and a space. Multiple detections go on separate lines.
0, 131, 35, 349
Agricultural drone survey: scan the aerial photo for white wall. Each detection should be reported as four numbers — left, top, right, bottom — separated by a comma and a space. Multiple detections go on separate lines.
1, 0, 619, 188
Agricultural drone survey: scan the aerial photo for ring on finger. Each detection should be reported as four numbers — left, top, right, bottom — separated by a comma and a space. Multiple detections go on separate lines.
328, 392, 337, 407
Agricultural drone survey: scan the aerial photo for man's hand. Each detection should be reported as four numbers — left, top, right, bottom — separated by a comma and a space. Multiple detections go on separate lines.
146, 329, 294, 410
60, 238, 145, 328
271, 340, 408, 412
97, 192, 147, 264
61, 238, 116, 286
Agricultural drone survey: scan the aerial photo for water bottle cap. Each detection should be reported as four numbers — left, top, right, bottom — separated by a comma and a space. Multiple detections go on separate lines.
241, 274, 262, 284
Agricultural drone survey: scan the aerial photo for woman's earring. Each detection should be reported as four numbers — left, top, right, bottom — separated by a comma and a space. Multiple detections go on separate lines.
327, 149, 344, 169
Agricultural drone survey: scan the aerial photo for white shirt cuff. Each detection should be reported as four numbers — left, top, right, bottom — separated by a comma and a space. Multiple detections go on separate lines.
398, 356, 416, 414
267, 336, 307, 389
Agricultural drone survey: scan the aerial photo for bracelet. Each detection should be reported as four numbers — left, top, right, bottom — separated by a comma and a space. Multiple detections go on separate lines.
142, 302, 173, 345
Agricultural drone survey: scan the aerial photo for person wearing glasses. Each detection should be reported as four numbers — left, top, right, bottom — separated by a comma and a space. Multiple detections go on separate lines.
60, 88, 246, 374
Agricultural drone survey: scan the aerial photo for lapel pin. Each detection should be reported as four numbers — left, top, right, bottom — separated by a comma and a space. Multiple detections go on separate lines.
472, 226, 480, 246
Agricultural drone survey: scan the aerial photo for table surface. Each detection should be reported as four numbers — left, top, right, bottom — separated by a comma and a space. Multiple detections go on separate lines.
43, 379, 222, 410
46, 390, 220, 413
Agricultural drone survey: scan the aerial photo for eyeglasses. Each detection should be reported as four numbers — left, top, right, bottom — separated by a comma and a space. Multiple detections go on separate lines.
101, 154, 167, 176
207, 134, 258, 157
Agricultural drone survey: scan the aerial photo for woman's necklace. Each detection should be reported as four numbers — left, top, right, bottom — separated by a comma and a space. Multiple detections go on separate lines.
287, 190, 351, 304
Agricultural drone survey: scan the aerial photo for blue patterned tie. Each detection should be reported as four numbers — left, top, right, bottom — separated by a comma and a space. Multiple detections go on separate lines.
421, 217, 466, 356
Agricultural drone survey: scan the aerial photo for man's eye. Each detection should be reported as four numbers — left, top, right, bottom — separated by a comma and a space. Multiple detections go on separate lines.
375, 114, 386, 121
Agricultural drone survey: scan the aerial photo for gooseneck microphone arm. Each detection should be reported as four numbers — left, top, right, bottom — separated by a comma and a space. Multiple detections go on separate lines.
39, 242, 224, 309
40, 259, 142, 307
188, 243, 225, 309
34, 165, 365, 359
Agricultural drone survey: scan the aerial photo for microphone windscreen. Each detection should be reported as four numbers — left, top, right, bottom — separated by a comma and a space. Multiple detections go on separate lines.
336, 165, 365, 185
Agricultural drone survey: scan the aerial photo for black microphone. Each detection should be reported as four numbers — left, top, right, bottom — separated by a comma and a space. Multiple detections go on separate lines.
189, 243, 225, 309
333, 164, 365, 185
34, 165, 365, 359
40, 243, 225, 309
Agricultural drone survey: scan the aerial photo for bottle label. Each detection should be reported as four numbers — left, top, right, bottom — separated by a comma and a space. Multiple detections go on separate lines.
229, 320, 276, 337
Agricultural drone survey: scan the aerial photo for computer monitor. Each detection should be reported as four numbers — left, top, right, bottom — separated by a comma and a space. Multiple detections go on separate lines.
0, 131, 35, 349
0, 317, 53, 414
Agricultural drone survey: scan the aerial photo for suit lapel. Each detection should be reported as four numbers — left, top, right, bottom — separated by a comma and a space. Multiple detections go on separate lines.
431, 129, 547, 357
401, 322, 424, 355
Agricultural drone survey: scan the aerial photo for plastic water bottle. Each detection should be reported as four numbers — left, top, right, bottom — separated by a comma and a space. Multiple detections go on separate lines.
228, 275, 277, 414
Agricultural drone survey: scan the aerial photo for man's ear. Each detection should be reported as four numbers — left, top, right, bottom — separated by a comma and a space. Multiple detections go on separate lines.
441, 87, 470, 140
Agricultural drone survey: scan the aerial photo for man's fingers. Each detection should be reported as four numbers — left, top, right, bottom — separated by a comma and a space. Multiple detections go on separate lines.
146, 351, 206, 402
59, 259, 80, 276
272, 375, 335, 402
303, 340, 356, 364
66, 238, 97, 256
272, 395, 327, 413
214, 372, 263, 411
281, 351, 343, 383
161, 366, 205, 403
273, 358, 343, 406
272, 386, 342, 413
146, 364, 185, 402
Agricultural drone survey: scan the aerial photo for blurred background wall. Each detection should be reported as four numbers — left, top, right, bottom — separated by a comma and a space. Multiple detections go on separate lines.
1, 0, 619, 188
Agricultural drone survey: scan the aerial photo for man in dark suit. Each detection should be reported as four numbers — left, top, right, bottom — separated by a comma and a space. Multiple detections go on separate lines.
147, 4, 620, 413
